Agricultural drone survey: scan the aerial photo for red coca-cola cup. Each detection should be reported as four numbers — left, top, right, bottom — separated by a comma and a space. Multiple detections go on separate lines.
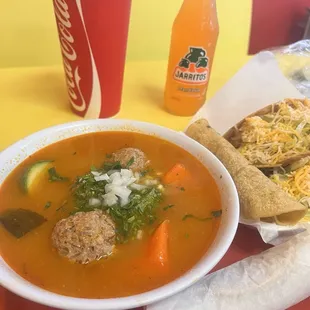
53, 0, 132, 118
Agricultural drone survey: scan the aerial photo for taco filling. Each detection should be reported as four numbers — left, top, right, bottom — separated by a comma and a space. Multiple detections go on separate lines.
269, 157, 310, 207
228, 99, 310, 167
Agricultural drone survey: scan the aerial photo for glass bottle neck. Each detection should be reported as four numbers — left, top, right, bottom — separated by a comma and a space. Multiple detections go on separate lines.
180, 0, 216, 13
176, 0, 218, 28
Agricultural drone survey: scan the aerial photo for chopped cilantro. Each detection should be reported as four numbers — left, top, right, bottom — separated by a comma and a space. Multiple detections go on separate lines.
56, 200, 68, 212
44, 201, 52, 209
182, 209, 222, 221
163, 204, 174, 211
126, 157, 135, 168
90, 165, 97, 171
103, 161, 122, 172
182, 214, 212, 221
140, 169, 149, 177
211, 210, 222, 218
72, 161, 163, 243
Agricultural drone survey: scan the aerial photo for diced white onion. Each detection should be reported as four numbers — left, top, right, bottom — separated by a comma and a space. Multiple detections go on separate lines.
120, 197, 129, 206
123, 177, 137, 186
94, 166, 163, 207
110, 172, 123, 185
107, 169, 117, 176
89, 197, 101, 206
111, 186, 131, 206
105, 183, 113, 193
103, 192, 118, 207
110, 185, 131, 198
130, 183, 147, 191
94, 173, 109, 182
121, 169, 133, 178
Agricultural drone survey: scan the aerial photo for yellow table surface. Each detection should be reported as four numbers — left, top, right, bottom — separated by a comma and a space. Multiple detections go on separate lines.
0, 54, 250, 151
0, 0, 252, 150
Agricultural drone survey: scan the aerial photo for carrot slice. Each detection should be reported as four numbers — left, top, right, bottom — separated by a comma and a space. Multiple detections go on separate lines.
148, 220, 169, 268
162, 163, 187, 185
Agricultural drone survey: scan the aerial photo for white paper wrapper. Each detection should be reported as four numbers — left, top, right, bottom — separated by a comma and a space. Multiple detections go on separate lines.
147, 231, 310, 310
188, 51, 310, 245
189, 51, 304, 135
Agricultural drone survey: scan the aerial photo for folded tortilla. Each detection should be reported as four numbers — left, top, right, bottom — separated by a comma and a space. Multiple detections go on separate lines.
186, 119, 307, 225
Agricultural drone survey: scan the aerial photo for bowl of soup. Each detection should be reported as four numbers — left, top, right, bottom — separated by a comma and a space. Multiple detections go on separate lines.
0, 119, 239, 310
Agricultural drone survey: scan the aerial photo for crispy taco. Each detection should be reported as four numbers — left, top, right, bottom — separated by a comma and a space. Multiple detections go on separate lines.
186, 119, 307, 226
224, 98, 310, 168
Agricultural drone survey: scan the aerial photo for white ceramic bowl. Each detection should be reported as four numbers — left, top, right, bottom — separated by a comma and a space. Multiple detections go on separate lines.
0, 119, 239, 310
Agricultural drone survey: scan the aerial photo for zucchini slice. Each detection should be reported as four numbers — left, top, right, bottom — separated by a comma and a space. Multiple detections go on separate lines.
21, 160, 53, 193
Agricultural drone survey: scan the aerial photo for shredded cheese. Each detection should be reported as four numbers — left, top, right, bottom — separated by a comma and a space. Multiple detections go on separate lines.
238, 99, 310, 166
270, 163, 310, 207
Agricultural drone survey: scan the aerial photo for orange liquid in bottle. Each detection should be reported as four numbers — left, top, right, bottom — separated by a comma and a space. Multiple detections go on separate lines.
164, 0, 219, 116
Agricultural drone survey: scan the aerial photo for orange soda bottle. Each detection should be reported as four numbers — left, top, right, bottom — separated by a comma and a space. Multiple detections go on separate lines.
164, 0, 219, 116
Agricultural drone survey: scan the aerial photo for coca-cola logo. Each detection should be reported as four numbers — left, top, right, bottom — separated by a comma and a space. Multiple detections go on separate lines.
53, 0, 86, 112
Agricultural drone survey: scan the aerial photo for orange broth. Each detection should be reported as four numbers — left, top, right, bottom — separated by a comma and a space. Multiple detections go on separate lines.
0, 132, 221, 298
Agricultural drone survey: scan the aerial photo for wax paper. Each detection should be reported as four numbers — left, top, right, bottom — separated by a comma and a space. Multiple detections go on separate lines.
148, 231, 310, 310
189, 44, 310, 245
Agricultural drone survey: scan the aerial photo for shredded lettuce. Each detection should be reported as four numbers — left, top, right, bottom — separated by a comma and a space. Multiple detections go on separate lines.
237, 99, 310, 166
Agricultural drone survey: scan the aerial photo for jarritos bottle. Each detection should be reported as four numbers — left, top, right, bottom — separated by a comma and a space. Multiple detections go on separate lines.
164, 0, 219, 116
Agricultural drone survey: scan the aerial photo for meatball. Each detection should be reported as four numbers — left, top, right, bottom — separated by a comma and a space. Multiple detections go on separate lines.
112, 148, 149, 171
52, 210, 115, 264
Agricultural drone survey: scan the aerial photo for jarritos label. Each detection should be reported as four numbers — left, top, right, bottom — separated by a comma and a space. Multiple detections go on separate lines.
173, 47, 209, 85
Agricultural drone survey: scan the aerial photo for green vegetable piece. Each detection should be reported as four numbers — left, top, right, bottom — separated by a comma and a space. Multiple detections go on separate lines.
127, 216, 135, 223
211, 210, 222, 218
48, 167, 69, 182
182, 210, 222, 221
56, 200, 68, 212
0, 208, 46, 238
182, 214, 212, 222
140, 170, 148, 177
163, 204, 174, 211
126, 157, 135, 168
44, 201, 52, 209
103, 161, 122, 172
21, 160, 53, 193
90, 165, 97, 171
